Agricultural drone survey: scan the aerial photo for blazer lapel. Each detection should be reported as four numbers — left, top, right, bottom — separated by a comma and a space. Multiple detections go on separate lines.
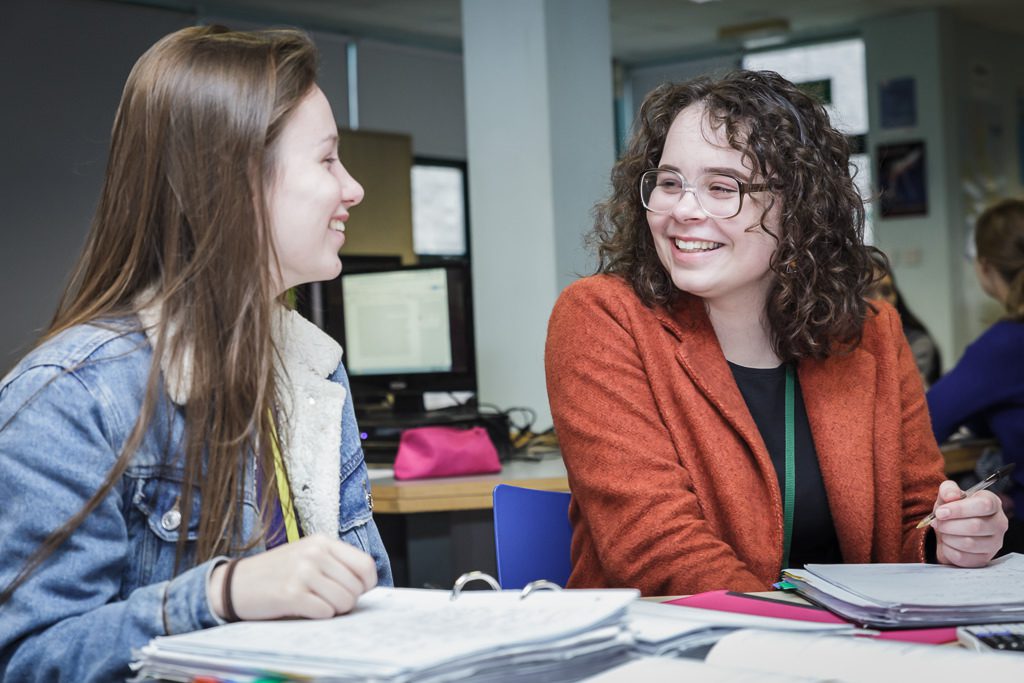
799, 349, 878, 562
660, 296, 778, 484
662, 294, 879, 564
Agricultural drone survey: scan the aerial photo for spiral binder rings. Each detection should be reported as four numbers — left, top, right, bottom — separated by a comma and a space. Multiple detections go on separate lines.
130, 573, 639, 683
449, 570, 562, 600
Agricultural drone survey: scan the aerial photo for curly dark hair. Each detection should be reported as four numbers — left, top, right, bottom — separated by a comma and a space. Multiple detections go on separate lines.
591, 70, 878, 361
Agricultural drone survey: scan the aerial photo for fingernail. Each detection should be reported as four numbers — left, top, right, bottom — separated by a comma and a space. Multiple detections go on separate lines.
936, 508, 951, 519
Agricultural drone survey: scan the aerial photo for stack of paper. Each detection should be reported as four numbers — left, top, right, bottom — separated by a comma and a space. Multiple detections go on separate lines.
782, 552, 1024, 628
131, 587, 638, 682
626, 600, 852, 656
667, 589, 958, 643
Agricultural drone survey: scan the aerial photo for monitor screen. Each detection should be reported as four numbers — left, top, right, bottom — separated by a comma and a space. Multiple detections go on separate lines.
342, 268, 453, 375
411, 158, 468, 257
333, 263, 476, 413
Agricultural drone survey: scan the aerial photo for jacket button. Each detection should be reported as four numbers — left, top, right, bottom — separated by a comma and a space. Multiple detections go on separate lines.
161, 508, 181, 531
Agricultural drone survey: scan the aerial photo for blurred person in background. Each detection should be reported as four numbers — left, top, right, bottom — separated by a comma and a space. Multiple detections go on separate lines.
867, 253, 942, 388
928, 198, 1024, 553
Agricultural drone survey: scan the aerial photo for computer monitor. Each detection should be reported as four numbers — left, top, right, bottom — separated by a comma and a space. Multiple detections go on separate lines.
330, 262, 476, 414
411, 158, 469, 257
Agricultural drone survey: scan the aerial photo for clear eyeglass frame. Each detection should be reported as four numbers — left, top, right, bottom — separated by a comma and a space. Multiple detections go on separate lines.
639, 168, 772, 220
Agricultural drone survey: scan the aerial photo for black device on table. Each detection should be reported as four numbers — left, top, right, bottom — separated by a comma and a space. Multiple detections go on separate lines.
957, 624, 1024, 653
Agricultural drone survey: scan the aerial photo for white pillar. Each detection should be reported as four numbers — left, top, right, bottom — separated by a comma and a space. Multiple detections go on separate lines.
462, 0, 615, 428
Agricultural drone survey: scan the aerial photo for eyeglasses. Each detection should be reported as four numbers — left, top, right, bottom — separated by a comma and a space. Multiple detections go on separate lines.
639, 168, 772, 219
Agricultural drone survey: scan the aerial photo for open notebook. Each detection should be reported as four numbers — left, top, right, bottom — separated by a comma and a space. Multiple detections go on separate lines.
131, 582, 638, 682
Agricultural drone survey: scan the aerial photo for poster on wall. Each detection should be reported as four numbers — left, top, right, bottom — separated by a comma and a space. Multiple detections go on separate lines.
879, 77, 916, 129
877, 141, 927, 217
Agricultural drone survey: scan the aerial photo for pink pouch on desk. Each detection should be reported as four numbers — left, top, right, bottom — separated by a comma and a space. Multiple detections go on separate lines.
393, 425, 502, 480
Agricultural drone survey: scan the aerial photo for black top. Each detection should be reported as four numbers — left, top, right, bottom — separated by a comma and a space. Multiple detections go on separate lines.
728, 362, 843, 567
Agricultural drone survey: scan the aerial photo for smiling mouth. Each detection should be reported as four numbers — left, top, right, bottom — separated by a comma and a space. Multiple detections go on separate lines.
329, 219, 346, 232
674, 239, 723, 253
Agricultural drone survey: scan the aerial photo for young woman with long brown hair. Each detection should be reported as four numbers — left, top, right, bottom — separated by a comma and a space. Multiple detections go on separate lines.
545, 70, 1007, 596
0, 25, 391, 680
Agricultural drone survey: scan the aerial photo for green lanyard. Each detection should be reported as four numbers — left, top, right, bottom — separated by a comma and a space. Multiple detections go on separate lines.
781, 364, 796, 569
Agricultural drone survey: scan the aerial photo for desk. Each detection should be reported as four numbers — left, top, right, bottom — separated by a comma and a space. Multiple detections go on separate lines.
370, 455, 568, 588
941, 438, 998, 476
370, 457, 568, 513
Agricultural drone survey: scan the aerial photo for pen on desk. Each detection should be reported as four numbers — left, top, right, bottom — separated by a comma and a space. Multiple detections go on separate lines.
915, 463, 1016, 529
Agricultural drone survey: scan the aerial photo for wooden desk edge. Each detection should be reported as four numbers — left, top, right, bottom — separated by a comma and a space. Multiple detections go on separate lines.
372, 475, 569, 514
941, 439, 997, 476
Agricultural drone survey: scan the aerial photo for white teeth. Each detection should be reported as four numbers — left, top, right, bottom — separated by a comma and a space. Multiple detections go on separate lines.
675, 239, 722, 252
329, 219, 346, 232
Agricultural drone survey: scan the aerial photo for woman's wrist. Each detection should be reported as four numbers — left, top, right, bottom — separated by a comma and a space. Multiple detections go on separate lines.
220, 558, 242, 622
206, 559, 230, 620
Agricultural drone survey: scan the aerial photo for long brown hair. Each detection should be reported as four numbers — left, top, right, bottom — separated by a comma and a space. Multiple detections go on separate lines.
975, 198, 1024, 321
592, 70, 877, 361
1, 25, 318, 604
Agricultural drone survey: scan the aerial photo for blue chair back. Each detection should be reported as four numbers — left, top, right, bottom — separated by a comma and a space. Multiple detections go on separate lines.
492, 484, 573, 589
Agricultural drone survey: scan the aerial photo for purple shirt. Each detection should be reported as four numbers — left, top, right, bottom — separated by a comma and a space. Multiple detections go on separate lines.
928, 320, 1024, 510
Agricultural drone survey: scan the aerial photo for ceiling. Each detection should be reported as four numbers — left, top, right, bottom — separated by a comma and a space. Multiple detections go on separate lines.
115, 0, 1024, 64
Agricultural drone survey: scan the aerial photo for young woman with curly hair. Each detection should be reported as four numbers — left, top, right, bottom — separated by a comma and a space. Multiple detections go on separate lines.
0, 26, 390, 681
545, 70, 1006, 596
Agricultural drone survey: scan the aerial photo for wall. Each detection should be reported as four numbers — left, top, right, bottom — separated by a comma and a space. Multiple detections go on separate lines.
947, 19, 1024, 347
357, 40, 466, 159
626, 52, 741, 121
5, 1, 1021, 388
866, 9, 1024, 361
0, 0, 191, 373
862, 10, 959, 366
0, 0, 466, 376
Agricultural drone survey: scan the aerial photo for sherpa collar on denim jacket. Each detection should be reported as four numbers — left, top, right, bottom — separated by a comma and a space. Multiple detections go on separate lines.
136, 297, 345, 539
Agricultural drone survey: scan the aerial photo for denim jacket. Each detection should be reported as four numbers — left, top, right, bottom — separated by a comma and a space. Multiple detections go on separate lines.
0, 314, 392, 682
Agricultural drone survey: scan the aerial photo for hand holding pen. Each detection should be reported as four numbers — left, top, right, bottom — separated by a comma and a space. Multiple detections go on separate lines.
921, 463, 1013, 568
917, 463, 1015, 528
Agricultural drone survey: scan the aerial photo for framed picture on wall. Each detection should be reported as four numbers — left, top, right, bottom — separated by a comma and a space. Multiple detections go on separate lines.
876, 141, 927, 217
879, 77, 917, 129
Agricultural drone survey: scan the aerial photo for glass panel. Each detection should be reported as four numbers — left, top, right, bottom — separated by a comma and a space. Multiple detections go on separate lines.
743, 38, 873, 242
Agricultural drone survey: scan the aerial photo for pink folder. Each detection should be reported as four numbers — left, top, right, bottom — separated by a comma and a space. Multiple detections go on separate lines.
666, 590, 957, 644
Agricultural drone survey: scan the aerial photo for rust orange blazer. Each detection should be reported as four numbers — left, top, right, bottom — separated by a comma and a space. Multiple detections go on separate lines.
545, 275, 945, 596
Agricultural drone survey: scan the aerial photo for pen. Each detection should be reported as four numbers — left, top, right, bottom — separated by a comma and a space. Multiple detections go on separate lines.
915, 463, 1016, 529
